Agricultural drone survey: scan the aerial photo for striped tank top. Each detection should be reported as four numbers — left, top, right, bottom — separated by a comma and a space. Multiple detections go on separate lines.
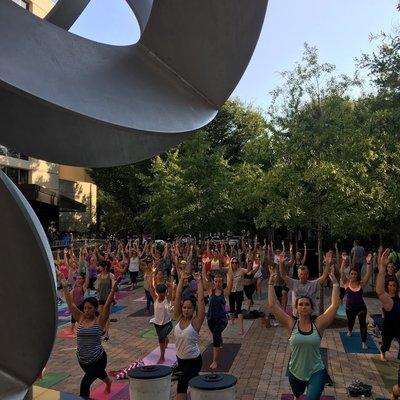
77, 321, 104, 364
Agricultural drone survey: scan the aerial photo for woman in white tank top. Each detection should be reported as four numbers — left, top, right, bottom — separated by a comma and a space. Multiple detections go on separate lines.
173, 271, 205, 400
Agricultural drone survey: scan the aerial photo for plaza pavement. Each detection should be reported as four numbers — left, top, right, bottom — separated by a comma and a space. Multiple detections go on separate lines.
44, 282, 397, 399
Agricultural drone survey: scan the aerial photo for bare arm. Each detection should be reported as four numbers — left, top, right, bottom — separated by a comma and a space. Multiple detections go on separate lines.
267, 266, 293, 333
340, 255, 349, 286
98, 279, 117, 330
173, 272, 186, 320
192, 273, 205, 332
60, 274, 83, 323
361, 254, 372, 287
315, 267, 340, 333
223, 265, 234, 298
302, 243, 307, 265
318, 252, 332, 285
376, 248, 394, 312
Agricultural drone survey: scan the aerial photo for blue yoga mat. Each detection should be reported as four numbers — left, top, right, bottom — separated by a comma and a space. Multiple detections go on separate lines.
253, 292, 267, 300
339, 331, 379, 354
371, 314, 384, 330
111, 304, 127, 314
336, 304, 346, 317
57, 318, 70, 327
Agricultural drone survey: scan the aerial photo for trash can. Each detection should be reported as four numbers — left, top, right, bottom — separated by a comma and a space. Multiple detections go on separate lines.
189, 374, 237, 400
128, 365, 172, 400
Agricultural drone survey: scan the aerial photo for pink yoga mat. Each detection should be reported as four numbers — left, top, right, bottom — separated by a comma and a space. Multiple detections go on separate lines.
115, 291, 130, 300
91, 381, 127, 399
281, 395, 334, 400
57, 327, 76, 339
142, 343, 176, 367
133, 295, 146, 302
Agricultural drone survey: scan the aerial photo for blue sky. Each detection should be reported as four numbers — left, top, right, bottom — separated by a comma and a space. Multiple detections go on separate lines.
71, 0, 399, 110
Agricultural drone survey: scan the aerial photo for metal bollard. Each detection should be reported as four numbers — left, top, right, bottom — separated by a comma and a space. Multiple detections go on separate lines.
128, 365, 172, 400
189, 374, 237, 400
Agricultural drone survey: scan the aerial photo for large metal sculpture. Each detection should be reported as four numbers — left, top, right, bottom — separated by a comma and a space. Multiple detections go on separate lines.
0, 0, 268, 398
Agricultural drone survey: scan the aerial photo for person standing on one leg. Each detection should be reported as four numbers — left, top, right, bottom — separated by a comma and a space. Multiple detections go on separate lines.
148, 271, 173, 364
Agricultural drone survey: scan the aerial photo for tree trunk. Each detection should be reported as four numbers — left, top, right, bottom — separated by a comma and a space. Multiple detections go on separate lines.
317, 225, 324, 314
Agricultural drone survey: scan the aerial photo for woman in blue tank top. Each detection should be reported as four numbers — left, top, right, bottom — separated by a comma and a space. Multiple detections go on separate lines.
268, 252, 340, 400
377, 249, 400, 399
59, 271, 119, 399
203, 266, 233, 370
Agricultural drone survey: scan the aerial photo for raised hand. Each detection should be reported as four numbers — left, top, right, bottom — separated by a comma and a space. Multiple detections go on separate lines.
193, 272, 202, 281
324, 251, 333, 265
365, 253, 373, 264
329, 266, 338, 284
380, 248, 390, 270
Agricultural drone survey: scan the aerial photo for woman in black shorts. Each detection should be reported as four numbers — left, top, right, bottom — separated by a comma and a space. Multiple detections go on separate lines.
243, 258, 256, 311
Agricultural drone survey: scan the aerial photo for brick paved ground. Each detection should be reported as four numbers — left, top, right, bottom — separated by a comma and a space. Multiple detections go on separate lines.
42, 282, 398, 400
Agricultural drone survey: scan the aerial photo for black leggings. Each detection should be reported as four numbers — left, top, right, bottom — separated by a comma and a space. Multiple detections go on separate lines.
176, 355, 202, 394
346, 307, 367, 342
229, 291, 244, 316
129, 271, 138, 285
244, 283, 255, 300
381, 320, 400, 354
78, 351, 108, 398
207, 317, 228, 347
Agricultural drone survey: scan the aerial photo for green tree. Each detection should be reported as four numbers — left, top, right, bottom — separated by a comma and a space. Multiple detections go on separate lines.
204, 98, 267, 164
143, 131, 234, 236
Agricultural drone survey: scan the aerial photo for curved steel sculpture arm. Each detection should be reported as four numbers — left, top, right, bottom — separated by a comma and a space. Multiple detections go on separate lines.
44, 0, 90, 30
0, 171, 57, 400
0, 0, 268, 167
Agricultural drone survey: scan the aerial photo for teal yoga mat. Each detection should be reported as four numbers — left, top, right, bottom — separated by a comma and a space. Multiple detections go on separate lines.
339, 331, 379, 354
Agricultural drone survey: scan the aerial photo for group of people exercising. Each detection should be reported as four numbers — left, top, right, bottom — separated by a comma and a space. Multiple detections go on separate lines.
56, 238, 400, 400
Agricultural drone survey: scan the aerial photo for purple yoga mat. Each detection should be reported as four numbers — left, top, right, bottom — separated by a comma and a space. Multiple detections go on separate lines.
58, 308, 71, 317
281, 395, 334, 400
142, 343, 176, 367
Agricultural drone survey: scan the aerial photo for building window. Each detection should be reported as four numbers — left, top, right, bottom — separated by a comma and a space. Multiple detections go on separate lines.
0, 166, 29, 185
12, 0, 29, 9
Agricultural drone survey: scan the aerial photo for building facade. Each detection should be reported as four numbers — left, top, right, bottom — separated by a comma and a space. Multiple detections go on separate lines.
1, 0, 97, 235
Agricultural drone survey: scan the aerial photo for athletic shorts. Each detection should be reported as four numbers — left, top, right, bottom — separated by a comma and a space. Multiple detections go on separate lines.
154, 321, 173, 343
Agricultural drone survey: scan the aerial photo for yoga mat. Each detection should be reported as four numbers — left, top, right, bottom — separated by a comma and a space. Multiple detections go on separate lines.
253, 292, 267, 300
223, 319, 254, 338
111, 304, 127, 314
91, 382, 127, 400
133, 295, 146, 302
35, 372, 69, 388
128, 307, 153, 317
371, 313, 384, 330
286, 348, 328, 376
141, 321, 176, 339
57, 327, 77, 339
142, 343, 177, 366
336, 304, 346, 317
57, 318, 70, 327
372, 359, 400, 390
33, 386, 84, 399
201, 343, 241, 373
110, 385, 129, 400
114, 291, 130, 300
58, 308, 71, 317
281, 395, 334, 400
339, 331, 379, 354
